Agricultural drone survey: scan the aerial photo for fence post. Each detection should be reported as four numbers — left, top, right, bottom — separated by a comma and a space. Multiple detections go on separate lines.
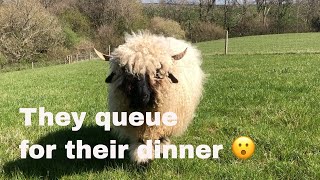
108, 45, 111, 55
224, 30, 228, 55
89, 52, 92, 60
32, 62, 34, 69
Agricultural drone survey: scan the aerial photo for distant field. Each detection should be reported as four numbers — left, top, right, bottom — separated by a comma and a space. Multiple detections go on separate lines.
0, 33, 320, 179
197, 32, 320, 55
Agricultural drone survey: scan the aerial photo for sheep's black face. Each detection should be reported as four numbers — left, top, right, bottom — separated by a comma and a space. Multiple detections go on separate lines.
120, 73, 155, 109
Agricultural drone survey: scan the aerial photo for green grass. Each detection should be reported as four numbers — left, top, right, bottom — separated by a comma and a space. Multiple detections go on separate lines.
1, 33, 320, 179
197, 32, 320, 55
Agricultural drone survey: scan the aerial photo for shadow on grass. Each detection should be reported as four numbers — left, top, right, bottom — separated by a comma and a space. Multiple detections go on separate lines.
3, 126, 143, 179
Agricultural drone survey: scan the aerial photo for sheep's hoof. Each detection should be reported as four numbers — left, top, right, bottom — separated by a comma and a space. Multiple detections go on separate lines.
132, 155, 153, 166
138, 159, 152, 168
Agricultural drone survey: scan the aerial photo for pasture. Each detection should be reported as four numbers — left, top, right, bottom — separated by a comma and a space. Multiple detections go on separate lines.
0, 33, 320, 179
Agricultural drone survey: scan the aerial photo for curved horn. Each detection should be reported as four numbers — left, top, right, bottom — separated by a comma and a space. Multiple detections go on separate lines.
172, 48, 187, 60
168, 73, 178, 83
94, 48, 112, 61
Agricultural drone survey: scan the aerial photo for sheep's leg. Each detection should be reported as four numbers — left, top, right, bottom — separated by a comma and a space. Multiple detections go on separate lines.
129, 139, 154, 165
158, 136, 171, 154
129, 137, 171, 164
159, 136, 171, 145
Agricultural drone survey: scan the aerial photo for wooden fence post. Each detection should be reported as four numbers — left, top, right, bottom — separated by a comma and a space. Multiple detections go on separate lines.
225, 30, 228, 55
32, 62, 34, 69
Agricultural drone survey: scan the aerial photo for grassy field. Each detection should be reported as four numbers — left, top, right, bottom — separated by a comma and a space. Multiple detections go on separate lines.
197, 32, 320, 55
1, 33, 320, 179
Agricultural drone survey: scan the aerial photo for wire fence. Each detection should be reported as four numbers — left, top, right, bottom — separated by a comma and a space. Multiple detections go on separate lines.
0, 49, 102, 73
65, 51, 96, 64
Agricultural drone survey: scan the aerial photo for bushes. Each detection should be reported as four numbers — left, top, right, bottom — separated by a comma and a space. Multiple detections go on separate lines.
59, 9, 92, 37
0, 0, 64, 64
149, 17, 185, 39
232, 14, 266, 36
75, 0, 147, 51
187, 22, 225, 43
46, 47, 70, 63
0, 53, 7, 68
76, 0, 146, 31
95, 25, 124, 52
63, 26, 82, 49
311, 17, 320, 32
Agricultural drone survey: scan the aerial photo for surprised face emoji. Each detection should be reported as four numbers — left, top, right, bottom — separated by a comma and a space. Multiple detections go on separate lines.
232, 136, 255, 159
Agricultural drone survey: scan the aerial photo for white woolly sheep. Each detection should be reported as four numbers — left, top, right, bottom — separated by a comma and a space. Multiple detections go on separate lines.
94, 31, 204, 164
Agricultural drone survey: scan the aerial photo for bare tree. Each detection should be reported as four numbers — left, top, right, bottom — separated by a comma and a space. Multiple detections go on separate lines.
256, 0, 272, 28
305, 0, 320, 22
0, 0, 64, 63
149, 16, 185, 39
158, 0, 193, 23
199, 0, 216, 22
40, 0, 55, 8
77, 0, 144, 30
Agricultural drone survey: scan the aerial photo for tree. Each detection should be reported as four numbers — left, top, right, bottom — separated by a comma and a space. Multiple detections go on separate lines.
40, 0, 77, 15
76, 0, 146, 50
311, 16, 320, 31
256, 0, 272, 28
0, 0, 64, 63
76, 0, 145, 31
149, 17, 185, 39
40, 0, 56, 8
199, 0, 216, 22
305, 0, 320, 27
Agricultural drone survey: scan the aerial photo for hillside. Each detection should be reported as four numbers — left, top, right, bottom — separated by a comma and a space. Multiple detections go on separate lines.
197, 32, 320, 55
0, 33, 319, 179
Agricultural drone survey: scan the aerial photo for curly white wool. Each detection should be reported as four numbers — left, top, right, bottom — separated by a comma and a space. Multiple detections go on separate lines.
104, 31, 205, 164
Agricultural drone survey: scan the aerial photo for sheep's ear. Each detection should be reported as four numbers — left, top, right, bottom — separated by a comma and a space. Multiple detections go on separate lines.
172, 48, 187, 60
94, 48, 112, 61
105, 72, 115, 83
168, 73, 178, 83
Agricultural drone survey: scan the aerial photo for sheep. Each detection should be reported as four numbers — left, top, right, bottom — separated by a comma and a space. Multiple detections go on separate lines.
94, 31, 204, 164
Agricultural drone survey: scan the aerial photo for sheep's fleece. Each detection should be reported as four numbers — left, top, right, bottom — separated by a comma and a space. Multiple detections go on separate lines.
97, 31, 204, 164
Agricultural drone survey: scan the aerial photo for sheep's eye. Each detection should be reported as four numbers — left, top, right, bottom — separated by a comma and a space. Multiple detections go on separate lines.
155, 73, 161, 79
155, 69, 164, 79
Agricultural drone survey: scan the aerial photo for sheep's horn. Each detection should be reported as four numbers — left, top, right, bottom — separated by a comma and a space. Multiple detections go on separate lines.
168, 73, 178, 83
172, 48, 187, 60
94, 48, 112, 61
